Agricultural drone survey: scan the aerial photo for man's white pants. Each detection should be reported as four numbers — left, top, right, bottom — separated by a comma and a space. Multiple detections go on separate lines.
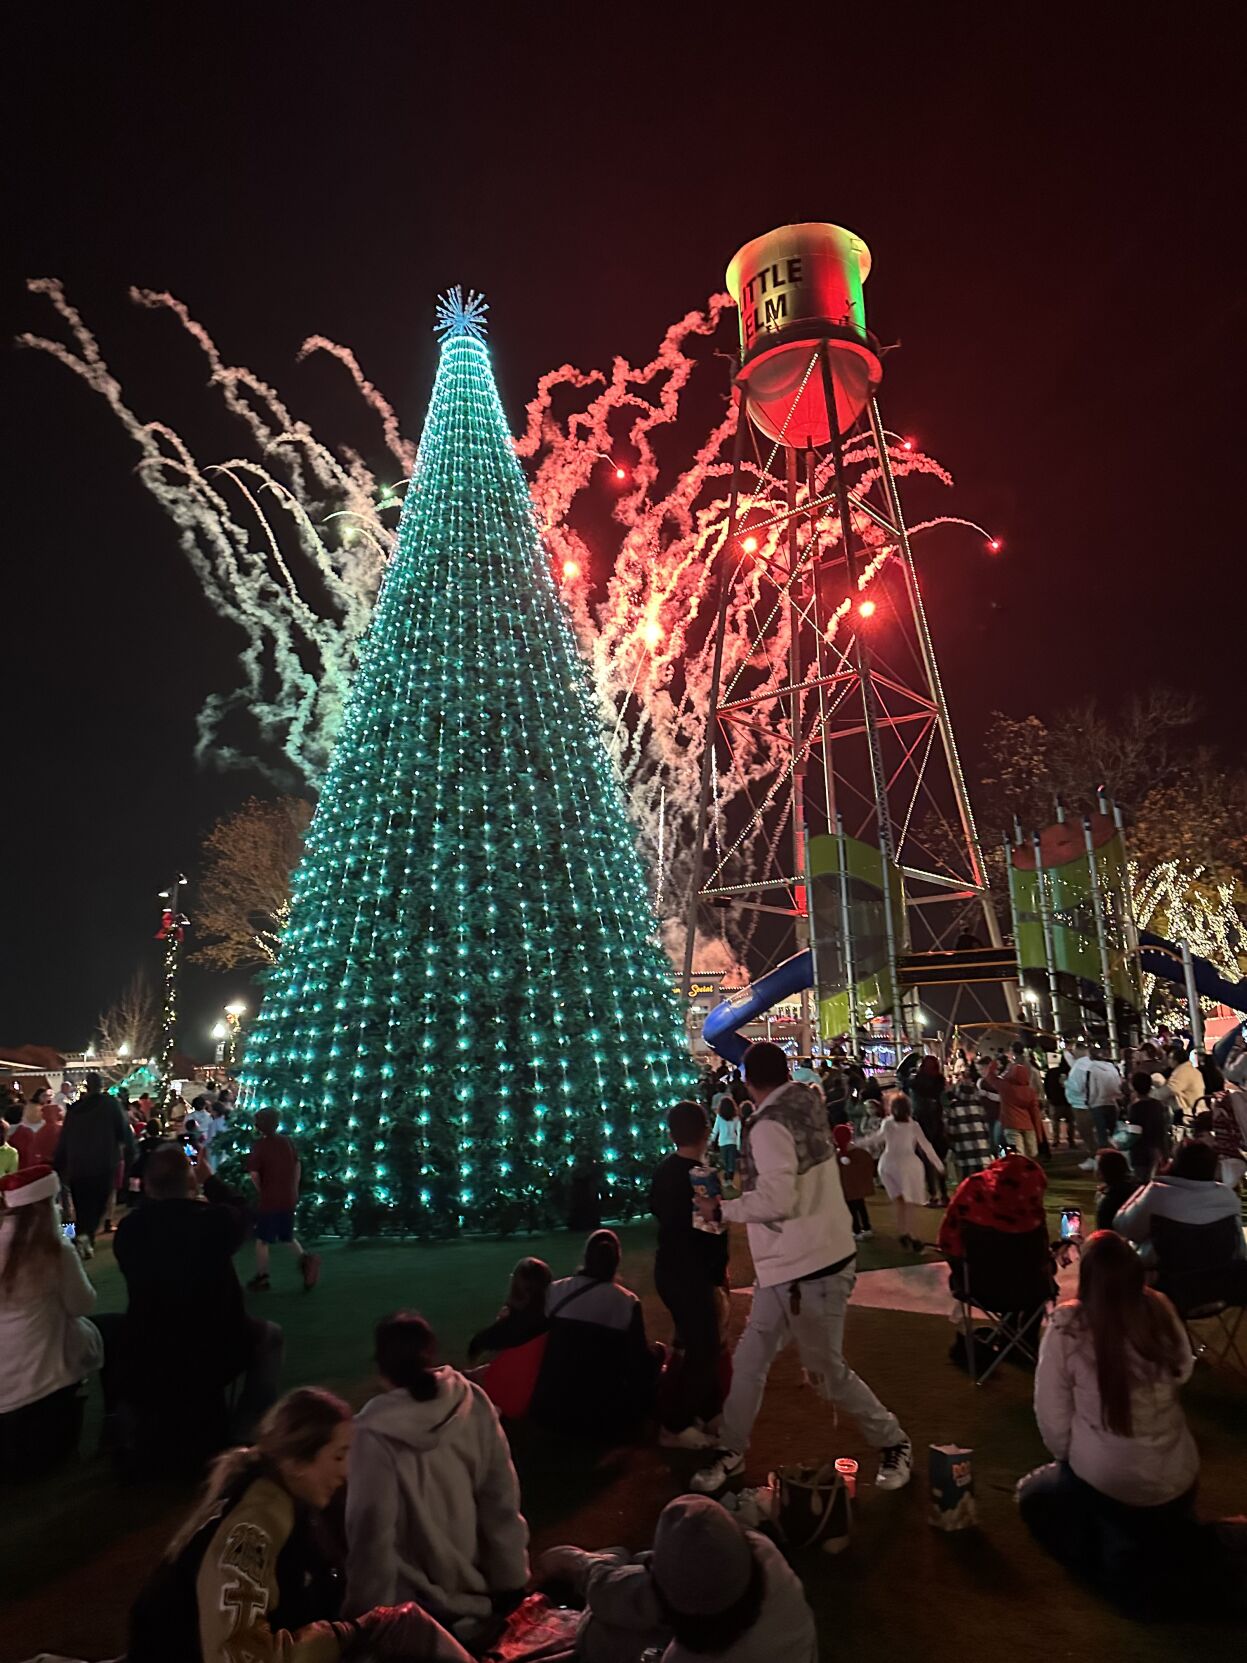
721, 1263, 903, 1455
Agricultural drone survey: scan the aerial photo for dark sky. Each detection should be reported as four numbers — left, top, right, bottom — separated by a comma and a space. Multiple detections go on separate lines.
3, 7, 1241, 1052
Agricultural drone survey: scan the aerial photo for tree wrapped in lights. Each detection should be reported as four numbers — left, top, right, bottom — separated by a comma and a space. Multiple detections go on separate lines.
241, 289, 693, 1235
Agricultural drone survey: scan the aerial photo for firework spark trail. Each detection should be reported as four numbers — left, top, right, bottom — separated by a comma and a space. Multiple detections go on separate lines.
21, 279, 978, 972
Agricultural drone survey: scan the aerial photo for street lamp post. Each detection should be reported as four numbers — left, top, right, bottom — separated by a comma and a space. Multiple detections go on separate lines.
156, 874, 190, 1105
223, 1001, 246, 1070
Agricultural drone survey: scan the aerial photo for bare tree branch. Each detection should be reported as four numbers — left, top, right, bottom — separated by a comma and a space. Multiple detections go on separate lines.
191, 796, 313, 972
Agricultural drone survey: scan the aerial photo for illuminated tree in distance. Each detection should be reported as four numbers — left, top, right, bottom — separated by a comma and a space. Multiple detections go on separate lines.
242, 289, 693, 1235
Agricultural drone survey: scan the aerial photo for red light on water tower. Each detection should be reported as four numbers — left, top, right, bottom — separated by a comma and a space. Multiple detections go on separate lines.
857, 599, 876, 618
741, 534, 759, 555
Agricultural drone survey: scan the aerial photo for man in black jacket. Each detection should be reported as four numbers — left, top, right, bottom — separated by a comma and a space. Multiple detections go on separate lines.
109, 1144, 283, 1442
55, 1071, 135, 1256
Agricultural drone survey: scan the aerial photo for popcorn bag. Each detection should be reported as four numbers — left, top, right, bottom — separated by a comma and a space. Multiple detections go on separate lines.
928, 1443, 976, 1531
689, 1163, 726, 1233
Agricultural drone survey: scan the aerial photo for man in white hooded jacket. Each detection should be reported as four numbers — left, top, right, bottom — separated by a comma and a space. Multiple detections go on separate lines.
692, 1042, 912, 1494
345, 1312, 529, 1644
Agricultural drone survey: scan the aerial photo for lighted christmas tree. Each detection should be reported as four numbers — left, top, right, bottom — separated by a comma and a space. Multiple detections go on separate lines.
241, 289, 693, 1235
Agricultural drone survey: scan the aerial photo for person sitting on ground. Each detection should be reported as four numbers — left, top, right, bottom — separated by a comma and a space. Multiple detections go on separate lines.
944, 1077, 995, 1178
530, 1229, 660, 1441
1122, 1070, 1169, 1186
858, 1091, 945, 1252
467, 1256, 552, 1362
110, 1144, 284, 1454
1112, 1138, 1246, 1267
129, 1385, 472, 1663
345, 1313, 528, 1646
0, 1164, 103, 1477
247, 1108, 321, 1292
832, 1122, 876, 1239
650, 1100, 730, 1449
539, 1492, 817, 1663
1094, 1147, 1139, 1233
1016, 1231, 1206, 1615
937, 1149, 1048, 1262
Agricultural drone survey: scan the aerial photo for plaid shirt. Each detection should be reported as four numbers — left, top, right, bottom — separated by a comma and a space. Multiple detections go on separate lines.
945, 1096, 994, 1177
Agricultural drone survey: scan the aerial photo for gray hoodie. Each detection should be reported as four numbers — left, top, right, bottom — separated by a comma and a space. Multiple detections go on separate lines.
1113, 1173, 1246, 1253
344, 1368, 529, 1623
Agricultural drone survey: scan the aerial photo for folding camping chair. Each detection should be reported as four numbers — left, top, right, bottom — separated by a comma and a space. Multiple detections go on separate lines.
951, 1223, 1057, 1385
1153, 1214, 1247, 1378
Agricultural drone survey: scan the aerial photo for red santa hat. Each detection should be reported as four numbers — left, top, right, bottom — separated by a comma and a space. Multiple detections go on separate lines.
0, 1164, 60, 1210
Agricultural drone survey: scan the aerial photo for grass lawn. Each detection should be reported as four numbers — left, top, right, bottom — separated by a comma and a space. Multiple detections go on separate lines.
2, 1156, 1243, 1662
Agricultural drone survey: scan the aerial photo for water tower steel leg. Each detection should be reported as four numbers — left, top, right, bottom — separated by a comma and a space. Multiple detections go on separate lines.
787, 446, 812, 1057
836, 812, 860, 1050
819, 349, 903, 1045
1082, 816, 1120, 1058
681, 391, 749, 1005
866, 397, 1003, 954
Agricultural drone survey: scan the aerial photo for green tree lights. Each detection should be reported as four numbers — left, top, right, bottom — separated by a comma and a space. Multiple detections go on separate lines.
240, 291, 693, 1235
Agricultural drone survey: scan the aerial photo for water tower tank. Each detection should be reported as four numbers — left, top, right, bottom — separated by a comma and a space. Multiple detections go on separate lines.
726, 223, 882, 446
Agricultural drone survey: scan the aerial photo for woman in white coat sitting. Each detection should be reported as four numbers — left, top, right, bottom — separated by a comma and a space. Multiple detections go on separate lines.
345, 1311, 530, 1652
0, 1163, 103, 1475
859, 1092, 944, 1251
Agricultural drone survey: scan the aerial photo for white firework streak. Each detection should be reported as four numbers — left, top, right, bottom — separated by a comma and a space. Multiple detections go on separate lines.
20, 280, 969, 969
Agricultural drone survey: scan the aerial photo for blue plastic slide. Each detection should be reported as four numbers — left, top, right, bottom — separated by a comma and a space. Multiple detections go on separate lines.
701, 949, 815, 1065
1139, 930, 1247, 1016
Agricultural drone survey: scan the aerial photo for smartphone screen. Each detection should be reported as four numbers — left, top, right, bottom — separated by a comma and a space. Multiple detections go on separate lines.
1060, 1208, 1082, 1240
62, 1222, 76, 1240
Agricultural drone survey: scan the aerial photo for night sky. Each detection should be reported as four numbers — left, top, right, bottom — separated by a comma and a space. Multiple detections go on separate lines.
4, 8, 1241, 1054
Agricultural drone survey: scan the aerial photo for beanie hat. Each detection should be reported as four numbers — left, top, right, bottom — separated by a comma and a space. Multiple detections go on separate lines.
651, 1494, 753, 1616
0, 1164, 59, 1210
831, 1123, 853, 1154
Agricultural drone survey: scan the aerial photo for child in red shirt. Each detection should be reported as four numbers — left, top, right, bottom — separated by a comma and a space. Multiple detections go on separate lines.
246, 1108, 321, 1291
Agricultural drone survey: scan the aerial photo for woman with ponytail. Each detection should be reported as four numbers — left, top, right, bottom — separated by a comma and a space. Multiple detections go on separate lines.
1017, 1230, 1202, 1611
129, 1385, 471, 1662
345, 1312, 529, 1647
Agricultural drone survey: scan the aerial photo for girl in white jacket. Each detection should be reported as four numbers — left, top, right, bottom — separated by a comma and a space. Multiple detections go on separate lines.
345, 1312, 529, 1649
858, 1093, 944, 1251
0, 1164, 102, 1472
1017, 1230, 1201, 1614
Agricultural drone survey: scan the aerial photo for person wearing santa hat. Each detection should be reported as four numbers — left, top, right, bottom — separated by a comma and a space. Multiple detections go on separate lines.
0, 1164, 104, 1475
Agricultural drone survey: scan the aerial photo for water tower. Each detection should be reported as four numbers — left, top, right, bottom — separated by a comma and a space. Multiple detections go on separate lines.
684, 223, 1011, 1059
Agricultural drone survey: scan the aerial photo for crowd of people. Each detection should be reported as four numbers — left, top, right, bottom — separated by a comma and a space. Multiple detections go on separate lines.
2, 1026, 1246, 1654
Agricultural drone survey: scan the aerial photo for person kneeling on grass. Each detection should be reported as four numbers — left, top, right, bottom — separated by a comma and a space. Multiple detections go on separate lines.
1015, 1230, 1244, 1617
247, 1108, 320, 1292
540, 1492, 816, 1663
345, 1311, 530, 1649
128, 1386, 473, 1663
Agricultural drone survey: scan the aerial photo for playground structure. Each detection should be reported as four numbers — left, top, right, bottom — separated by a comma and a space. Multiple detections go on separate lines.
691, 223, 1243, 1065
